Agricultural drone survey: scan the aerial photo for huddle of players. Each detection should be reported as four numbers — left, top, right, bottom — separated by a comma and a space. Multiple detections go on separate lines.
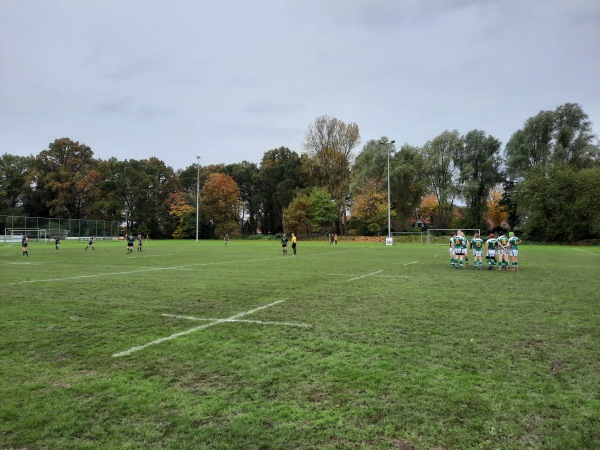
450, 230, 521, 271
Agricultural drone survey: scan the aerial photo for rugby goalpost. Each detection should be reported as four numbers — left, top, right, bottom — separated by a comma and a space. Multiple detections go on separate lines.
426, 228, 481, 245
391, 231, 425, 244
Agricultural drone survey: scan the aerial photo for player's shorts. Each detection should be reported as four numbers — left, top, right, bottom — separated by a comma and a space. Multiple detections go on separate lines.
486, 250, 496, 260
497, 248, 508, 256
473, 250, 482, 257
509, 249, 518, 257
454, 248, 464, 256
449, 247, 454, 255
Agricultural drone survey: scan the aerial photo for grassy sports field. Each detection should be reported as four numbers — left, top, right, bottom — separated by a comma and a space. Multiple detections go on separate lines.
1, 238, 599, 449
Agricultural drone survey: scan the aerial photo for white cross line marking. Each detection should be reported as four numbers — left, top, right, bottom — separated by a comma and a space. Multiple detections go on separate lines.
347, 270, 383, 281
112, 299, 290, 357
162, 314, 312, 328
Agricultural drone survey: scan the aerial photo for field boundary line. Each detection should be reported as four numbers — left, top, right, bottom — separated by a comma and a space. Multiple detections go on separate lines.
113, 299, 292, 357
1, 266, 186, 286
571, 249, 599, 256
347, 270, 383, 281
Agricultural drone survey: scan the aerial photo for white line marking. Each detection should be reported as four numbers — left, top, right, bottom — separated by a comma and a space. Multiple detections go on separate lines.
161, 314, 312, 328
347, 270, 383, 281
376, 275, 414, 278
404, 261, 418, 266
7, 260, 65, 265
572, 249, 599, 256
113, 299, 289, 357
1, 247, 370, 286
2, 266, 186, 286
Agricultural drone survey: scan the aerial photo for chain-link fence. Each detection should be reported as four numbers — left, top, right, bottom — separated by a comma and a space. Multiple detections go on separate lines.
1, 215, 120, 241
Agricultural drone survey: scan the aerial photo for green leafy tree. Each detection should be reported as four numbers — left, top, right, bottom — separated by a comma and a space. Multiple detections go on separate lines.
517, 166, 600, 242
498, 180, 520, 230
29, 138, 96, 218
92, 158, 128, 224
308, 187, 337, 234
423, 130, 462, 228
455, 130, 503, 229
282, 193, 312, 237
256, 147, 305, 234
391, 143, 428, 231
224, 161, 260, 235
506, 103, 599, 179
303, 115, 360, 235
0, 154, 31, 214
350, 139, 388, 192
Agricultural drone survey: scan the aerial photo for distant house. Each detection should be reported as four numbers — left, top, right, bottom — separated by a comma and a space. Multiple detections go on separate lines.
408, 215, 431, 229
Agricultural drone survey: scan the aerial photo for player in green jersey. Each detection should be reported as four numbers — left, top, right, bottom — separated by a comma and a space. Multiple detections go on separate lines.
471, 233, 484, 270
452, 230, 467, 269
485, 233, 496, 270
496, 231, 511, 270
508, 231, 521, 270
449, 232, 456, 268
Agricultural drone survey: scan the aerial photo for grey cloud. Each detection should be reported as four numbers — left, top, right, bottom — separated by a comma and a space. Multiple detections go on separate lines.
242, 100, 305, 115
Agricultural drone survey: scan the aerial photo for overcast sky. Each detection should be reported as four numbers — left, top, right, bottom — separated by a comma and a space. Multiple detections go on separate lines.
1, 0, 598, 171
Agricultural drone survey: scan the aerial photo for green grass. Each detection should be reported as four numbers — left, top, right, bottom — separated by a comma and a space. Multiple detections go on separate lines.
1, 239, 599, 449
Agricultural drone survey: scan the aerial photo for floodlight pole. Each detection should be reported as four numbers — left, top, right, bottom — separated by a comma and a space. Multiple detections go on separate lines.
380, 140, 395, 246
195, 156, 201, 243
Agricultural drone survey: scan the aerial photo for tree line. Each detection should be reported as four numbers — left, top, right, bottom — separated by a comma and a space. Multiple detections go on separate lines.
1, 103, 598, 242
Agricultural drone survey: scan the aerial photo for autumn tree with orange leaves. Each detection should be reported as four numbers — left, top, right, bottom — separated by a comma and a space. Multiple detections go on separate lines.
351, 178, 390, 236
486, 189, 509, 229
167, 192, 195, 238
200, 173, 241, 238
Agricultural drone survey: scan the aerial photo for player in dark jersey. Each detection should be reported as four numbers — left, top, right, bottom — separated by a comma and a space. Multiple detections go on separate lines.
127, 234, 135, 254
281, 235, 288, 255
85, 236, 95, 250
22, 233, 29, 257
